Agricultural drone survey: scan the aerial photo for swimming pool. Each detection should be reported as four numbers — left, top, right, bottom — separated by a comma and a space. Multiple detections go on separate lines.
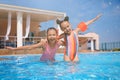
0, 52, 120, 80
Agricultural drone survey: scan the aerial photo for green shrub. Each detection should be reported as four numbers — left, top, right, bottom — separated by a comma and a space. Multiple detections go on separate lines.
112, 48, 120, 51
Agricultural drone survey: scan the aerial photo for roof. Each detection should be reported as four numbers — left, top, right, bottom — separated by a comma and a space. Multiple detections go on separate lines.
0, 4, 66, 22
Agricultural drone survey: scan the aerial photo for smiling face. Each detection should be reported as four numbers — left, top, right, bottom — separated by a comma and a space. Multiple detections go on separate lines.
47, 28, 58, 44
60, 21, 72, 35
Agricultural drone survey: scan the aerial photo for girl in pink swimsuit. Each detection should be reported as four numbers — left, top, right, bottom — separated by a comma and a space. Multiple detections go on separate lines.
6, 27, 62, 62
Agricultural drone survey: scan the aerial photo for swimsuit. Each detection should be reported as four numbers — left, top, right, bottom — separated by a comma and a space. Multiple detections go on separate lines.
40, 42, 60, 61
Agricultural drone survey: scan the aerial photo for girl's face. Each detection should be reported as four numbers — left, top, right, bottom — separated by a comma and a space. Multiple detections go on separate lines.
47, 29, 57, 44
60, 21, 72, 35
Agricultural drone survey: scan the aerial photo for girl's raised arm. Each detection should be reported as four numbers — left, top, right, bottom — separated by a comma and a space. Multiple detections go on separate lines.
85, 13, 102, 26
75, 13, 102, 34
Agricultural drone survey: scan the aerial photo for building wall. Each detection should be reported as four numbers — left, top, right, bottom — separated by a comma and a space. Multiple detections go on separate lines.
80, 42, 87, 50
85, 32, 99, 50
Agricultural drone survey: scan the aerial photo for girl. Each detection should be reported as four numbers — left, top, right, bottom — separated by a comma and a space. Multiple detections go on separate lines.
56, 14, 102, 62
6, 27, 62, 62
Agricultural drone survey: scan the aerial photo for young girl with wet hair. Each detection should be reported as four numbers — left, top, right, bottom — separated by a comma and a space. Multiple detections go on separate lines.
56, 14, 102, 62
6, 27, 62, 62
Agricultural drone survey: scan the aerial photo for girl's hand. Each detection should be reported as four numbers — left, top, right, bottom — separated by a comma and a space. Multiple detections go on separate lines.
96, 13, 102, 19
83, 13, 102, 27
41, 39, 47, 42
41, 39, 47, 44
6, 46, 15, 50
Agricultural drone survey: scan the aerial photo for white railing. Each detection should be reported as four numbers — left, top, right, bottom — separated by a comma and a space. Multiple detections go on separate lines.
0, 35, 44, 49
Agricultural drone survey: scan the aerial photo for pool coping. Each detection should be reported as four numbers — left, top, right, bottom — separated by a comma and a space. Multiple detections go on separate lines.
0, 51, 120, 56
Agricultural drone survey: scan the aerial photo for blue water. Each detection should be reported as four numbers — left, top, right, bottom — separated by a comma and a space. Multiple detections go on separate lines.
0, 52, 120, 80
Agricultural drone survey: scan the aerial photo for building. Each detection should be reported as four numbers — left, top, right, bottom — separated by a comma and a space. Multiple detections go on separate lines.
78, 32, 99, 51
0, 4, 66, 47
0, 4, 99, 52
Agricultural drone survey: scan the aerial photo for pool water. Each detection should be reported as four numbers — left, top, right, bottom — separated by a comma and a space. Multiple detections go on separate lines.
0, 52, 120, 80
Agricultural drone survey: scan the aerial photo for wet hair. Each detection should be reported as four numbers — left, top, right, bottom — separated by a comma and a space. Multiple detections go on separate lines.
56, 16, 69, 27
47, 27, 58, 35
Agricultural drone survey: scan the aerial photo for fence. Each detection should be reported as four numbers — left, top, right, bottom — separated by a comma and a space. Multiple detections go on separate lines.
100, 42, 120, 51
0, 36, 43, 49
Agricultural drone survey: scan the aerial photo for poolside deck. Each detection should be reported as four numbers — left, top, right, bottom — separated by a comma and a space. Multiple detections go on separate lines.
0, 48, 95, 55
0, 48, 43, 55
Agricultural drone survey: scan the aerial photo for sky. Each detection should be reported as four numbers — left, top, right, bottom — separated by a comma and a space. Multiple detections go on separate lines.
0, 0, 120, 43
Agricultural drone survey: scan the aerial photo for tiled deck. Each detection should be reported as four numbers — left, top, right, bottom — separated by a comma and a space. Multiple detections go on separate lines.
0, 48, 94, 55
